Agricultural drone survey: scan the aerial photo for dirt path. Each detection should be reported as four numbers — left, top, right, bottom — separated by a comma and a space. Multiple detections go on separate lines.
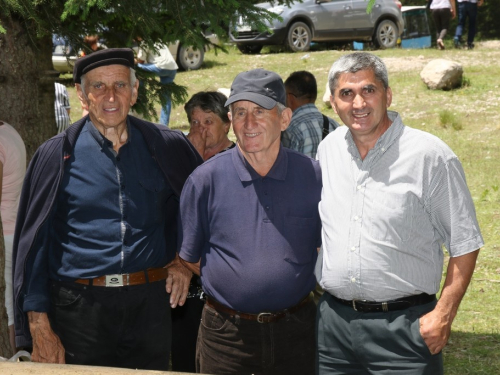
383, 40, 500, 73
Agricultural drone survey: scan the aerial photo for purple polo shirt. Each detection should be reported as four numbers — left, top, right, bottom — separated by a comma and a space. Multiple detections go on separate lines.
178, 145, 321, 313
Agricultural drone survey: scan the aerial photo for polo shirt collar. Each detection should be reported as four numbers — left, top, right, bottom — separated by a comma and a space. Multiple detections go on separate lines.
232, 144, 288, 182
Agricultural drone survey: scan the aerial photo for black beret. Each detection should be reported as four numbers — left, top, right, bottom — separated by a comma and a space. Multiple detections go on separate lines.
73, 48, 135, 84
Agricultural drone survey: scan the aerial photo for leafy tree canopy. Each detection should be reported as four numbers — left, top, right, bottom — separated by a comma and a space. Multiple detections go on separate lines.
0, 0, 298, 120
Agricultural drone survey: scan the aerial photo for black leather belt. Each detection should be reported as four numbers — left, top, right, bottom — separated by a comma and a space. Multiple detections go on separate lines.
330, 293, 436, 313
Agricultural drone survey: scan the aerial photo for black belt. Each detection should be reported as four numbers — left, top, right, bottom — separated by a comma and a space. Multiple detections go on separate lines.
330, 293, 436, 313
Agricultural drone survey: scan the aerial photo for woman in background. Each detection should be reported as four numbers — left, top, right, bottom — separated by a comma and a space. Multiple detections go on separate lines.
185, 91, 235, 161
429, 0, 456, 49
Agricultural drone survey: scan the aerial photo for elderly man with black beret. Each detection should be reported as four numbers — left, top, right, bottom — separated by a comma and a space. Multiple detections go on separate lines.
179, 69, 322, 374
12, 48, 202, 370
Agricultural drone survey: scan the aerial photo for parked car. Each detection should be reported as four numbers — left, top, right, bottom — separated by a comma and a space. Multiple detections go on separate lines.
52, 37, 214, 74
230, 0, 403, 53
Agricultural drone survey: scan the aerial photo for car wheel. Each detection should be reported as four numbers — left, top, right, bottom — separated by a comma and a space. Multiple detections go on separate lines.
286, 22, 312, 52
177, 44, 205, 70
374, 19, 398, 49
237, 44, 263, 55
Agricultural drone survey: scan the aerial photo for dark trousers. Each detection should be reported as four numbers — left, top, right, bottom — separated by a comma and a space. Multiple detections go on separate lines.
171, 293, 205, 372
316, 292, 443, 375
432, 8, 452, 40
197, 299, 317, 375
454, 2, 478, 45
48, 280, 171, 370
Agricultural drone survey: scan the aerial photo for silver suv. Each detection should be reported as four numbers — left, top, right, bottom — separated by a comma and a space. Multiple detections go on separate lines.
230, 0, 403, 54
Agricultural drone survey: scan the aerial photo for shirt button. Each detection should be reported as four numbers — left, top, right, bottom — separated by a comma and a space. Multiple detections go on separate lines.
351, 277, 356, 283
357, 185, 362, 190
116, 156, 121, 161
354, 216, 359, 221
350, 246, 356, 252
381, 147, 386, 152
265, 206, 270, 210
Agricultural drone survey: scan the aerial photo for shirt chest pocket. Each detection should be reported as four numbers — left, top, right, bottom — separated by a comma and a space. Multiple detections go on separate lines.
137, 177, 167, 223
367, 192, 415, 244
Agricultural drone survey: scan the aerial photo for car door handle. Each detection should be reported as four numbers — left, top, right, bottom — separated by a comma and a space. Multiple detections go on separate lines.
344, 6, 351, 9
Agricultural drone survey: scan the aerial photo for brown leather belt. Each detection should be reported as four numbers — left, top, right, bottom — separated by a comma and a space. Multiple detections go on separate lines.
74, 267, 168, 287
205, 293, 312, 323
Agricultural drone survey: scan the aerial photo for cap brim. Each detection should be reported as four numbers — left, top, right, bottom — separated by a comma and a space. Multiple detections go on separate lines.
225, 93, 277, 110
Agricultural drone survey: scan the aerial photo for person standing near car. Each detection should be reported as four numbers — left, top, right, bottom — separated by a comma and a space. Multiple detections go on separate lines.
453, 0, 484, 49
135, 40, 178, 126
316, 52, 483, 374
429, 0, 456, 50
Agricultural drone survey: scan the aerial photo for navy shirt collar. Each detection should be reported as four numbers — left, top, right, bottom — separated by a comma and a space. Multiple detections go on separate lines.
232, 144, 288, 182
86, 118, 131, 153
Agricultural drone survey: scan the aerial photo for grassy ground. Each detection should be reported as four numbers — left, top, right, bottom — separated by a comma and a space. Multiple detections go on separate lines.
64, 41, 500, 374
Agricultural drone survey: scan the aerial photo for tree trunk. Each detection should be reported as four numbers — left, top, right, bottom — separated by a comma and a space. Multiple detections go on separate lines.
0, 16, 58, 358
0, 15, 58, 161
0, 217, 10, 358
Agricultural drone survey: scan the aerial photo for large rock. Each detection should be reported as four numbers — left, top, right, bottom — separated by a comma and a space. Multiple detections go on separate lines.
420, 59, 463, 90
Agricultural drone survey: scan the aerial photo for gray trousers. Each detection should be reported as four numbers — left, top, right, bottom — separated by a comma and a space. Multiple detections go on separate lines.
316, 292, 443, 375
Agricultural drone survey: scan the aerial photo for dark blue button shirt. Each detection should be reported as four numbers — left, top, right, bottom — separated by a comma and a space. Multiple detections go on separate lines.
49, 120, 171, 280
179, 145, 322, 313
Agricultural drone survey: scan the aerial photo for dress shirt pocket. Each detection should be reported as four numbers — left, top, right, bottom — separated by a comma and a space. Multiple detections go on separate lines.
284, 216, 317, 265
368, 192, 414, 243
138, 177, 167, 223
139, 177, 166, 193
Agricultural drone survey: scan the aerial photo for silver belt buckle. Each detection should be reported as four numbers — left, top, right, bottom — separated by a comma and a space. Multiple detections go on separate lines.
105, 274, 124, 287
257, 312, 272, 323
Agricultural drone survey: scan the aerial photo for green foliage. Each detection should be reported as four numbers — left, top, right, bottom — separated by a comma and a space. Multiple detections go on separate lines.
0, 0, 296, 120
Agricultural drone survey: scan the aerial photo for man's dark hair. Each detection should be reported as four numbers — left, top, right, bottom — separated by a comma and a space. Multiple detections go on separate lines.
284, 71, 318, 102
184, 91, 230, 124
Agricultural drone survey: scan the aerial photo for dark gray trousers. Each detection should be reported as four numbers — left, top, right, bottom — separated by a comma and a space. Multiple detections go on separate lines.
316, 292, 443, 375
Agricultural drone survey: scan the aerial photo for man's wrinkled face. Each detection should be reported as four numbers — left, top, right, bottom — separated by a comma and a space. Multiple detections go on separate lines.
229, 100, 290, 160
77, 64, 138, 131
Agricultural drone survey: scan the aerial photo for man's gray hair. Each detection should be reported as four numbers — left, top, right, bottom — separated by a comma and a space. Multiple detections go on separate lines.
328, 52, 389, 95
80, 68, 137, 96
276, 102, 286, 116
